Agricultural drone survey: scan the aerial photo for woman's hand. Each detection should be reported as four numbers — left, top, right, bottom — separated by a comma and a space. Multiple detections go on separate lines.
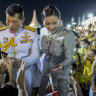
51, 64, 63, 72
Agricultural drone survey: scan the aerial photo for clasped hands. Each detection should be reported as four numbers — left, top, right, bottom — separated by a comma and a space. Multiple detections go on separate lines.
0, 54, 12, 74
0, 54, 22, 74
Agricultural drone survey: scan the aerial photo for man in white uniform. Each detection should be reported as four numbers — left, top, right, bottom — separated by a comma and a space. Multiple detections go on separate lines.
0, 4, 39, 96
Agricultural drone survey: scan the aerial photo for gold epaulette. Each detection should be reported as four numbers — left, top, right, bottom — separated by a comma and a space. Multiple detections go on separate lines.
0, 27, 7, 31
23, 25, 36, 32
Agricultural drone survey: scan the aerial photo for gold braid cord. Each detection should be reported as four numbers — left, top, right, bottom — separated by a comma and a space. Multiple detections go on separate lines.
0, 37, 16, 57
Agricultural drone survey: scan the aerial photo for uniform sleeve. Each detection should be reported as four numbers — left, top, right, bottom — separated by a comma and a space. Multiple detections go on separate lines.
62, 31, 75, 67
21, 32, 40, 68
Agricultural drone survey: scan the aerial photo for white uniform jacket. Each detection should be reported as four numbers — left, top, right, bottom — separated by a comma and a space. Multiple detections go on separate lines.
0, 26, 39, 68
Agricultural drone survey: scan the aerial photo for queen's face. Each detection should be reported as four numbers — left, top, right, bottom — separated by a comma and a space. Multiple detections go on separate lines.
43, 15, 60, 34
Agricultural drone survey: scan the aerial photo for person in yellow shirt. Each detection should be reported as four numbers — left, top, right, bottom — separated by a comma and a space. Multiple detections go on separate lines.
78, 39, 90, 64
83, 49, 96, 88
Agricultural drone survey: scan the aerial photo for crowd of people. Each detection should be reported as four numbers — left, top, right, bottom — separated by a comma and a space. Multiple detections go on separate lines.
68, 21, 96, 96
0, 3, 96, 96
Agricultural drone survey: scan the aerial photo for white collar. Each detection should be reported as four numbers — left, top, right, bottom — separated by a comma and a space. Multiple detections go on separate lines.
8, 25, 23, 35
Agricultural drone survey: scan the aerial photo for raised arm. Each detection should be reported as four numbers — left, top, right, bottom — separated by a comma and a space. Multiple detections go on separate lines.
16, 61, 28, 96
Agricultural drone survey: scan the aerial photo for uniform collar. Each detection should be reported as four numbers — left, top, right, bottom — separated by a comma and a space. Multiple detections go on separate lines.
15, 25, 23, 35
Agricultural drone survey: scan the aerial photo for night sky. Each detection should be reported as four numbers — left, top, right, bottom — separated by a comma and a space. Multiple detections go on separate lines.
0, 0, 96, 26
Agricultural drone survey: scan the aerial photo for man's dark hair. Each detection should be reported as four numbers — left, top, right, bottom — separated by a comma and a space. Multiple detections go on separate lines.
5, 4, 24, 19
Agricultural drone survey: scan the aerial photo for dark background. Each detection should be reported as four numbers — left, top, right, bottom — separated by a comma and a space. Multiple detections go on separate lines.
0, 0, 96, 26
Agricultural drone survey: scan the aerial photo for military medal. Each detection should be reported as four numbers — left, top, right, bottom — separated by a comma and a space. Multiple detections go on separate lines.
20, 32, 32, 44
3, 37, 8, 43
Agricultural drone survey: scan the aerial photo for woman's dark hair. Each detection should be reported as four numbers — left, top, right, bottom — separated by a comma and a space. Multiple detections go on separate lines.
5, 4, 24, 19
41, 4, 61, 20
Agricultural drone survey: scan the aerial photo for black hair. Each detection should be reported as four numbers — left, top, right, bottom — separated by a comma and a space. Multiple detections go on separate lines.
76, 43, 80, 48
41, 4, 61, 20
71, 63, 77, 69
0, 84, 18, 96
5, 4, 24, 19
81, 39, 90, 45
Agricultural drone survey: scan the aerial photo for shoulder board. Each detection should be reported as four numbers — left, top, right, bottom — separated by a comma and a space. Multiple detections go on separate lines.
0, 27, 7, 31
23, 25, 36, 32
